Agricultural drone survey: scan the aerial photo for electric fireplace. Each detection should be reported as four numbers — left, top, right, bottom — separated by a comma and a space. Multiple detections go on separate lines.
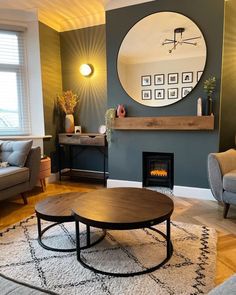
143, 152, 174, 189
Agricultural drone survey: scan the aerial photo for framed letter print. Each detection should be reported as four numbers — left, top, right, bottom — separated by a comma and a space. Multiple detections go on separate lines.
182, 72, 193, 83
154, 89, 164, 100
142, 90, 152, 100
182, 87, 193, 98
141, 75, 151, 86
168, 73, 178, 84
168, 88, 178, 99
154, 74, 164, 85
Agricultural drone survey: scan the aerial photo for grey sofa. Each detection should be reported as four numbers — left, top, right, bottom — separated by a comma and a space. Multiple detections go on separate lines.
0, 140, 41, 204
0, 273, 58, 294
208, 274, 236, 294
208, 149, 236, 218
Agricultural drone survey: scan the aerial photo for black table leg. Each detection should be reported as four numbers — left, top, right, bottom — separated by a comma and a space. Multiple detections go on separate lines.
103, 147, 106, 187
37, 216, 42, 239
86, 225, 90, 247
69, 145, 72, 179
58, 145, 62, 181
166, 218, 171, 258
76, 221, 81, 261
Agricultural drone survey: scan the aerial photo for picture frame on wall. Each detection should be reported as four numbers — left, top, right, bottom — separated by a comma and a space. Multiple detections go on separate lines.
141, 75, 151, 86
197, 71, 203, 82
154, 74, 164, 85
168, 88, 178, 99
154, 89, 165, 100
182, 72, 193, 83
182, 87, 193, 98
168, 73, 178, 84
142, 90, 152, 100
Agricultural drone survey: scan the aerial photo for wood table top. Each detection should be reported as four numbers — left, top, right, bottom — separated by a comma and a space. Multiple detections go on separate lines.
35, 192, 83, 221
72, 188, 174, 229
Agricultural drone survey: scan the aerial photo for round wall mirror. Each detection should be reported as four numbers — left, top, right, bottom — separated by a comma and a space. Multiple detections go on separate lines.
117, 12, 207, 107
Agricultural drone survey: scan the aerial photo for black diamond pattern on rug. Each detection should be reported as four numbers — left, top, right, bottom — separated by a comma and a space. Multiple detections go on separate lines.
0, 215, 216, 295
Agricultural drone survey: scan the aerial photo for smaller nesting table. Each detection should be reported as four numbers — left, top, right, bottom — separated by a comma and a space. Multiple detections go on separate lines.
35, 192, 105, 252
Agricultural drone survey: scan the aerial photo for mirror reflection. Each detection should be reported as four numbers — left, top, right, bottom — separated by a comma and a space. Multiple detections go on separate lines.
117, 12, 207, 107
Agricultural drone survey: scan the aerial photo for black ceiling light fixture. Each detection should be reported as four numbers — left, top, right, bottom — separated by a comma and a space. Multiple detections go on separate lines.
162, 27, 201, 53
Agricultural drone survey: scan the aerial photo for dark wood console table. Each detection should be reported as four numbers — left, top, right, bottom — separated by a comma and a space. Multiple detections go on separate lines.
58, 133, 107, 185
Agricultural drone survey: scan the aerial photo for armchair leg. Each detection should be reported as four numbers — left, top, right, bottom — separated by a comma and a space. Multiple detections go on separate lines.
21, 193, 28, 205
223, 203, 230, 219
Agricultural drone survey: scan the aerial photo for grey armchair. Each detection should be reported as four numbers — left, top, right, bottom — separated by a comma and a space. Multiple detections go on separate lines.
208, 149, 236, 218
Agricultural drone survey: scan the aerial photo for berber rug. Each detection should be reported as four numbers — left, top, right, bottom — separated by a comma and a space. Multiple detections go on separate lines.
0, 215, 216, 295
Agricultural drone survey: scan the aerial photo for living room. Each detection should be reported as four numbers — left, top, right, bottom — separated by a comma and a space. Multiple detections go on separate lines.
0, 0, 235, 294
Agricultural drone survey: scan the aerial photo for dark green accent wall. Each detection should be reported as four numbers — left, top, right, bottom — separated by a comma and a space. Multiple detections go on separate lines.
220, 1, 236, 151
39, 22, 62, 172
106, 0, 224, 188
60, 25, 107, 133
39, 23, 107, 173
60, 25, 107, 172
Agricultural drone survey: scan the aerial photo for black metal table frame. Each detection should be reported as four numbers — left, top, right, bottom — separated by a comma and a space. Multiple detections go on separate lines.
58, 143, 107, 186
74, 217, 173, 277
36, 215, 106, 252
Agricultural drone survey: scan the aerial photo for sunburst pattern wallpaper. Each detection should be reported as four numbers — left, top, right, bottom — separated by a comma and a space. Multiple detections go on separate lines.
39, 23, 107, 172
60, 25, 107, 133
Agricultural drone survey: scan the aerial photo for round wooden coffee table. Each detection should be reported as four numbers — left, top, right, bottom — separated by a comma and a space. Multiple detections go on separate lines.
72, 187, 174, 277
35, 192, 105, 252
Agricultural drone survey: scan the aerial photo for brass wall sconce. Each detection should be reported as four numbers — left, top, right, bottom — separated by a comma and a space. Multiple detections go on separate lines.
80, 64, 94, 77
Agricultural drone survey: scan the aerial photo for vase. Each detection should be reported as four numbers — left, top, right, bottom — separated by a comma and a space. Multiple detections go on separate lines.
117, 104, 126, 118
65, 114, 74, 133
197, 97, 202, 116
206, 96, 213, 116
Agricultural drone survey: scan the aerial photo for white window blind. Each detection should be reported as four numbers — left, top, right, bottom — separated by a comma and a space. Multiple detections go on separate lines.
0, 29, 31, 135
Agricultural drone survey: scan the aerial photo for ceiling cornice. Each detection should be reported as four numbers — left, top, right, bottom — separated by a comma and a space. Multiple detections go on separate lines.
41, 11, 105, 32
105, 0, 155, 11
0, 0, 155, 32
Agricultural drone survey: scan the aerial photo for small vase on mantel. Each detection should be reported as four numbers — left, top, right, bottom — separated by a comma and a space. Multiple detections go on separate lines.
65, 114, 74, 133
117, 104, 126, 118
206, 95, 213, 116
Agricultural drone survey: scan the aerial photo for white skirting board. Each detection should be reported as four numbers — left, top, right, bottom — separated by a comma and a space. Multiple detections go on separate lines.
107, 179, 215, 201
45, 174, 215, 201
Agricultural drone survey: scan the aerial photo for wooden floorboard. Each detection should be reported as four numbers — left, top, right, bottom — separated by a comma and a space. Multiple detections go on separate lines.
0, 181, 235, 286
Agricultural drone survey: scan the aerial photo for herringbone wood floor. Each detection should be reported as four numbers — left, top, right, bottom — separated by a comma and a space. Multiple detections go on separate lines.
0, 181, 235, 286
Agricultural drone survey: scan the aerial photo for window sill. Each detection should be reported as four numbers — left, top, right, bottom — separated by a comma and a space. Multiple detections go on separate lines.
0, 135, 52, 140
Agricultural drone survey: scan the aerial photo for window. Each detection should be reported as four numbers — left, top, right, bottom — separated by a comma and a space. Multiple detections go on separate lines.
0, 29, 31, 135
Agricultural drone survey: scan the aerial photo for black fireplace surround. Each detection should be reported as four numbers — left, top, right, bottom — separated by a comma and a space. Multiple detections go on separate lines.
143, 152, 174, 189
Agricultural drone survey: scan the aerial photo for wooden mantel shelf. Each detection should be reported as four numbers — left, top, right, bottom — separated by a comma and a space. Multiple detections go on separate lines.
112, 116, 214, 131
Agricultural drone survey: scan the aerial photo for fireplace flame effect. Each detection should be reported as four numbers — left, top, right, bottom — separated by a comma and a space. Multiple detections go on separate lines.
150, 169, 168, 177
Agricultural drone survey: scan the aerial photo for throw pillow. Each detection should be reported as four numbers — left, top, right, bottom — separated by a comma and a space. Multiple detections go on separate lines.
0, 140, 33, 167
0, 161, 9, 168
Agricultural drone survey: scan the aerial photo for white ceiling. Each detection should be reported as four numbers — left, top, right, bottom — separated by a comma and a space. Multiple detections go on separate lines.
119, 12, 207, 63
0, 0, 154, 32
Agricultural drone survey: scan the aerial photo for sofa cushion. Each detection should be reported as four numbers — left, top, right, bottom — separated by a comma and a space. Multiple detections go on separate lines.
223, 169, 236, 193
214, 149, 236, 175
0, 140, 33, 167
0, 166, 29, 190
